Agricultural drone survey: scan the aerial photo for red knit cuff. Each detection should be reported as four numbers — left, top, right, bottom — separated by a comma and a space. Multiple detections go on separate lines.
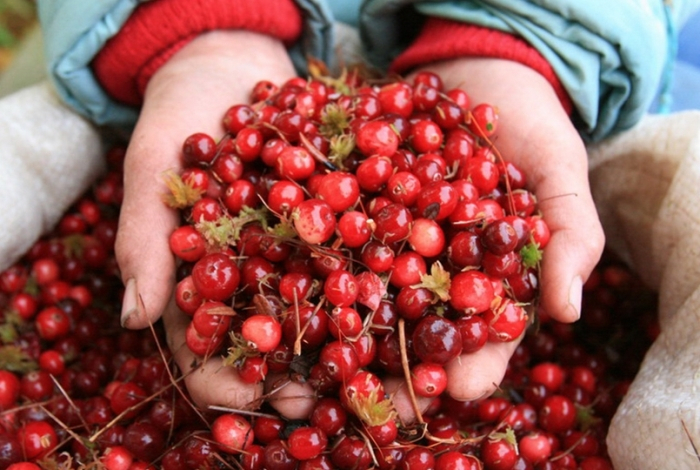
391, 18, 572, 114
92, 0, 303, 106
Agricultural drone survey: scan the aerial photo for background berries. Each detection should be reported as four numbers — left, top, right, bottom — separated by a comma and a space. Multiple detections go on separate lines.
0, 70, 657, 469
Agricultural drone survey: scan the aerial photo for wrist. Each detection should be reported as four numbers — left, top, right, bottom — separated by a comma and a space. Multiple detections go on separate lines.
393, 19, 572, 115
92, 0, 302, 106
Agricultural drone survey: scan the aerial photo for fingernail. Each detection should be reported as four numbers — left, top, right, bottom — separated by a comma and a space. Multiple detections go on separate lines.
121, 278, 138, 328
568, 275, 583, 321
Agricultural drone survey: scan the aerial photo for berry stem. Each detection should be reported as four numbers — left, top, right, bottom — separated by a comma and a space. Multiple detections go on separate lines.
398, 318, 425, 425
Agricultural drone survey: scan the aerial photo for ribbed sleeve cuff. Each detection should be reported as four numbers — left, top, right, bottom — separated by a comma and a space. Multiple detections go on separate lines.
391, 18, 573, 114
92, 0, 303, 106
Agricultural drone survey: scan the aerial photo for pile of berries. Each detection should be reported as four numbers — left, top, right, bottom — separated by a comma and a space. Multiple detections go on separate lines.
0, 70, 658, 470
169, 70, 547, 393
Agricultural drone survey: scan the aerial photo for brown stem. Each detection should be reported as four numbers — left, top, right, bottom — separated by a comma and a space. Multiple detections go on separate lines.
398, 318, 424, 425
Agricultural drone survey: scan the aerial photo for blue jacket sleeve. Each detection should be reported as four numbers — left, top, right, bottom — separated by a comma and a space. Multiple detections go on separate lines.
359, 0, 700, 142
36, 0, 336, 129
38, 0, 700, 141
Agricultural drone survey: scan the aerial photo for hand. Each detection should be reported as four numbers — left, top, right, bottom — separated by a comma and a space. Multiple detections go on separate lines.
115, 30, 300, 412
410, 58, 605, 404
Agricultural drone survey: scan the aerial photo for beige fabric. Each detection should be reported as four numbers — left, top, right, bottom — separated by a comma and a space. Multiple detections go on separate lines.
588, 111, 700, 469
0, 81, 104, 271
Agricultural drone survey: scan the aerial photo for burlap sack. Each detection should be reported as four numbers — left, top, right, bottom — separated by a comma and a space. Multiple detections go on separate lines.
588, 111, 700, 469
0, 81, 104, 272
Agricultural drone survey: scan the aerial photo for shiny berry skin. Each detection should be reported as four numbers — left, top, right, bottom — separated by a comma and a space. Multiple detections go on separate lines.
482, 219, 519, 255
18, 420, 58, 460
34, 306, 71, 341
355, 155, 393, 193
191, 252, 240, 301
241, 314, 282, 353
435, 451, 481, 470
182, 132, 216, 166
400, 447, 436, 470
449, 270, 496, 314
20, 370, 54, 402
539, 395, 577, 433
356, 120, 400, 158
411, 119, 443, 153
316, 171, 360, 212
123, 421, 165, 463
223, 104, 257, 134
481, 435, 518, 470
310, 397, 347, 437
235, 127, 264, 162
267, 180, 305, 215
373, 203, 413, 244
223, 179, 258, 214
0, 370, 20, 410
378, 81, 414, 117
530, 362, 566, 392
191, 301, 232, 337
169, 225, 206, 262
275, 146, 316, 180
469, 103, 499, 137
483, 297, 528, 342
286, 426, 328, 461
323, 269, 358, 308
337, 211, 371, 248
330, 435, 372, 470
411, 362, 448, 397
319, 340, 360, 382
293, 198, 336, 245
212, 413, 254, 454
386, 171, 422, 207
408, 217, 445, 258
412, 315, 463, 365
455, 314, 489, 353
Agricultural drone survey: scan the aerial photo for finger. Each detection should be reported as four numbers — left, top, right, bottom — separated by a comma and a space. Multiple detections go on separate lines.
383, 376, 433, 425
162, 299, 264, 410
116, 126, 181, 329
523, 140, 605, 323
444, 338, 522, 401
264, 373, 316, 420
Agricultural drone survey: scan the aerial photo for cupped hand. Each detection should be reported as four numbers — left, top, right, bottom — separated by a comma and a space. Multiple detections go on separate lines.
115, 30, 299, 412
408, 58, 606, 405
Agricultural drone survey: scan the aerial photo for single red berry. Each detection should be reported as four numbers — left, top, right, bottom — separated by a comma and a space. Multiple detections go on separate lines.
169, 225, 207, 263
539, 395, 577, 433
411, 362, 448, 397
468, 103, 499, 137
449, 270, 495, 314
412, 315, 463, 365
211, 413, 254, 454
356, 120, 400, 157
316, 172, 360, 213
323, 269, 358, 308
407, 217, 445, 258
183, 132, 217, 166
483, 297, 528, 342
18, 420, 58, 460
286, 426, 328, 461
241, 314, 282, 353
0, 370, 20, 410
293, 198, 336, 245
481, 434, 518, 470
191, 252, 240, 301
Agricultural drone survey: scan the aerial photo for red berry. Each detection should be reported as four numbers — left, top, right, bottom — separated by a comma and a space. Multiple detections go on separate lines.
241, 314, 282, 353
191, 252, 240, 301
211, 413, 254, 454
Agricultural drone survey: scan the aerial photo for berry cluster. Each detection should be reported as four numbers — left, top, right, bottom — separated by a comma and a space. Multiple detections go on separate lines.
0, 71, 658, 470
168, 71, 549, 401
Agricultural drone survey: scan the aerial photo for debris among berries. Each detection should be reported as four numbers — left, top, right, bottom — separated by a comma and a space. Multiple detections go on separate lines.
0, 71, 657, 469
